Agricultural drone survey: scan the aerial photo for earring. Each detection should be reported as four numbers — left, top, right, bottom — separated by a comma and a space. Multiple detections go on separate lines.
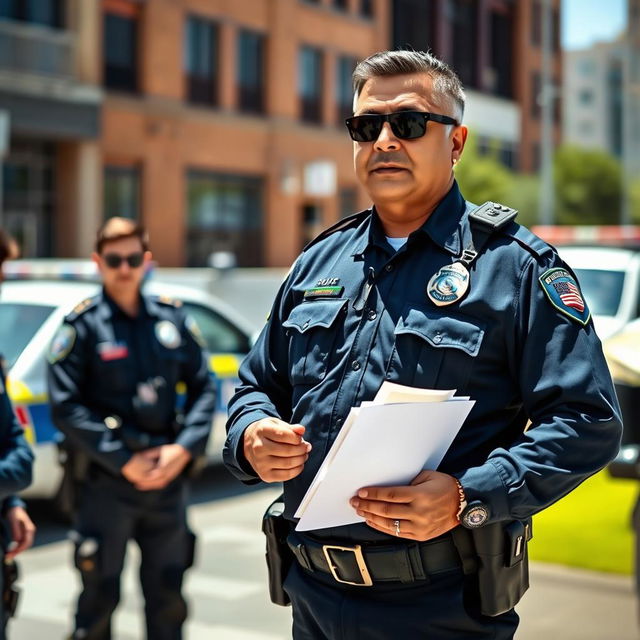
452, 158, 458, 166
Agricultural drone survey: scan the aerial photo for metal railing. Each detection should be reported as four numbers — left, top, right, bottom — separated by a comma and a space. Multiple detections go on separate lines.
0, 19, 74, 79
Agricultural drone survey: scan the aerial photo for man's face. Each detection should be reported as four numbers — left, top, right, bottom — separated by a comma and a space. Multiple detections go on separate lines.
92, 236, 151, 295
352, 73, 467, 214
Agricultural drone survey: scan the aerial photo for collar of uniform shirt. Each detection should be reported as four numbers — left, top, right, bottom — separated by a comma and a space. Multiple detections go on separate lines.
351, 181, 466, 259
101, 289, 152, 319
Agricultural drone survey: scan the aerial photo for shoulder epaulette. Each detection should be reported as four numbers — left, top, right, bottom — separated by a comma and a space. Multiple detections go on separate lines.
469, 201, 518, 230
66, 296, 99, 322
502, 223, 555, 260
155, 295, 183, 308
303, 209, 372, 252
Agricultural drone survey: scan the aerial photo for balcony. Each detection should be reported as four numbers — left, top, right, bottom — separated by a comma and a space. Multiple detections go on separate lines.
0, 19, 74, 80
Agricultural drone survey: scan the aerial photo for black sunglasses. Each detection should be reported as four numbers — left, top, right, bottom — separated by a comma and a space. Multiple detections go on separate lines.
103, 252, 144, 269
345, 111, 459, 142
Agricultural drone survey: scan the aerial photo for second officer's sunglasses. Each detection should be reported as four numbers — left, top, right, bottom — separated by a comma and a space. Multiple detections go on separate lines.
103, 252, 144, 269
345, 111, 459, 142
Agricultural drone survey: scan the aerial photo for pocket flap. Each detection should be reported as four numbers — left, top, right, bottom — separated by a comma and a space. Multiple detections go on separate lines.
283, 299, 347, 334
396, 306, 485, 356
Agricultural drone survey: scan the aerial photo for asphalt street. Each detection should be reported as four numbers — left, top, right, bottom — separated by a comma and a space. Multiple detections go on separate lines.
9, 466, 638, 639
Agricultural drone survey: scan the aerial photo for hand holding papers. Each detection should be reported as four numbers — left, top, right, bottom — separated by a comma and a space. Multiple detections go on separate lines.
294, 382, 474, 531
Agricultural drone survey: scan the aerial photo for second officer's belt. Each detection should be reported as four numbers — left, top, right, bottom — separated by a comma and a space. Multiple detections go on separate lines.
287, 531, 462, 587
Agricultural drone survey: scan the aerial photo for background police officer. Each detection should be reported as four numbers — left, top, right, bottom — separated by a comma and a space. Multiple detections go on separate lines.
0, 229, 35, 638
48, 218, 216, 640
224, 50, 622, 639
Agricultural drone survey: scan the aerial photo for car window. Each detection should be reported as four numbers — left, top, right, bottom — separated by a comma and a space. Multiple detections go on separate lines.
181, 302, 251, 354
573, 268, 625, 317
0, 303, 56, 369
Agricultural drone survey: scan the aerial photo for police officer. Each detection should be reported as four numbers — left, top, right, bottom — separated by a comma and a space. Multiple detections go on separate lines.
224, 50, 622, 638
0, 229, 35, 637
48, 218, 215, 640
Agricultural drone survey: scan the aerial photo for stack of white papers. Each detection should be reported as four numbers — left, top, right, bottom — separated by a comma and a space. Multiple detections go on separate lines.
294, 382, 475, 531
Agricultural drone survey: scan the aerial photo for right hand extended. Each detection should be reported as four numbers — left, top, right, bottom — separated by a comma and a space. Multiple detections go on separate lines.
243, 417, 311, 483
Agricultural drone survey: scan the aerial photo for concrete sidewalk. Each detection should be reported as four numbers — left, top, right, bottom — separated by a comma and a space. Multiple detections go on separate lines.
518, 562, 636, 639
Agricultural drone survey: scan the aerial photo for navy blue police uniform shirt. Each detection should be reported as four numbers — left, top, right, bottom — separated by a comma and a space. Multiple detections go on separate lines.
47, 291, 216, 475
0, 357, 34, 510
224, 182, 622, 541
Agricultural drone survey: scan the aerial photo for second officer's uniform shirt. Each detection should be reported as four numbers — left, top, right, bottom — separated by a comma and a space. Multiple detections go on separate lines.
48, 291, 215, 474
225, 182, 622, 540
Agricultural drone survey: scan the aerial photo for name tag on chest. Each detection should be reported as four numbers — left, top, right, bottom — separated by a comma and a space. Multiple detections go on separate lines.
97, 341, 129, 361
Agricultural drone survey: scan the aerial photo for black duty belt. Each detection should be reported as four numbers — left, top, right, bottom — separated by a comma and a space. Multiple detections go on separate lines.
287, 531, 463, 587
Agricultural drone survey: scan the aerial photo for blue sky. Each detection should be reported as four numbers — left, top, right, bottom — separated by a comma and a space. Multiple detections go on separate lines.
562, 0, 627, 50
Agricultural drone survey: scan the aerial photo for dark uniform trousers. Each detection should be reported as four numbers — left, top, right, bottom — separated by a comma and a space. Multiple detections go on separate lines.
72, 466, 195, 640
283, 550, 519, 640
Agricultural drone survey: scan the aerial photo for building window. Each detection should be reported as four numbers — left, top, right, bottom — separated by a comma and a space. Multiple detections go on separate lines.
579, 89, 593, 105
608, 60, 623, 157
237, 29, 265, 114
392, 0, 434, 52
186, 171, 264, 267
360, 0, 373, 18
531, 71, 541, 119
489, 9, 513, 98
531, 0, 541, 47
2, 140, 55, 257
531, 1, 559, 51
185, 15, 218, 106
299, 45, 323, 124
336, 55, 356, 124
0, 0, 63, 28
104, 12, 138, 92
104, 166, 140, 220
451, 0, 477, 88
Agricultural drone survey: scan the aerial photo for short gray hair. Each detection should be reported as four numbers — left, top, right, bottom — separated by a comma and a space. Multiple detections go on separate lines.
352, 50, 465, 121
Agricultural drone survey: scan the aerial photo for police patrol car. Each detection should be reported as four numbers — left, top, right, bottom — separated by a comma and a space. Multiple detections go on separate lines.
0, 261, 254, 502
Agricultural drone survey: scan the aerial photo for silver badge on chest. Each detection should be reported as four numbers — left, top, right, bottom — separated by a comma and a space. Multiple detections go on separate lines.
155, 320, 181, 349
427, 261, 470, 307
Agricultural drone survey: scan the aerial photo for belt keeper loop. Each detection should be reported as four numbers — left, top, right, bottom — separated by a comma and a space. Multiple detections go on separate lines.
407, 543, 427, 582
291, 543, 312, 571
395, 546, 415, 584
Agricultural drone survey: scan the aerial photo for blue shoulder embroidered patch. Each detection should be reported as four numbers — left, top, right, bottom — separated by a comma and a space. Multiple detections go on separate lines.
539, 268, 591, 326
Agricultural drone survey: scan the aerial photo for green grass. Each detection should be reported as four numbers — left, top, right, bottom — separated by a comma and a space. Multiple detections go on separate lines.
529, 470, 637, 574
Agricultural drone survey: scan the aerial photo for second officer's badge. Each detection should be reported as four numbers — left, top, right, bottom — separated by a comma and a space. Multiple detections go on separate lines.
155, 320, 181, 349
427, 262, 470, 307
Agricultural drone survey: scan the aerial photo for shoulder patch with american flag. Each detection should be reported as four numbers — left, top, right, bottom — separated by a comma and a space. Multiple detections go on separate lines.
539, 267, 591, 326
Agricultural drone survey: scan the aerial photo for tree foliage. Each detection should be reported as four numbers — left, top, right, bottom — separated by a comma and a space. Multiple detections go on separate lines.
454, 137, 626, 227
553, 145, 623, 225
454, 135, 514, 207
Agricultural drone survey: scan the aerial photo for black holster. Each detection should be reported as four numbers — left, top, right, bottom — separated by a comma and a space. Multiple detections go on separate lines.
261, 495, 292, 607
2, 558, 19, 620
452, 518, 532, 617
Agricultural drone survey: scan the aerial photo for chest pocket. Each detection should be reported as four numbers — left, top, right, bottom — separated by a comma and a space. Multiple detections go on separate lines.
388, 304, 485, 390
283, 299, 347, 385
